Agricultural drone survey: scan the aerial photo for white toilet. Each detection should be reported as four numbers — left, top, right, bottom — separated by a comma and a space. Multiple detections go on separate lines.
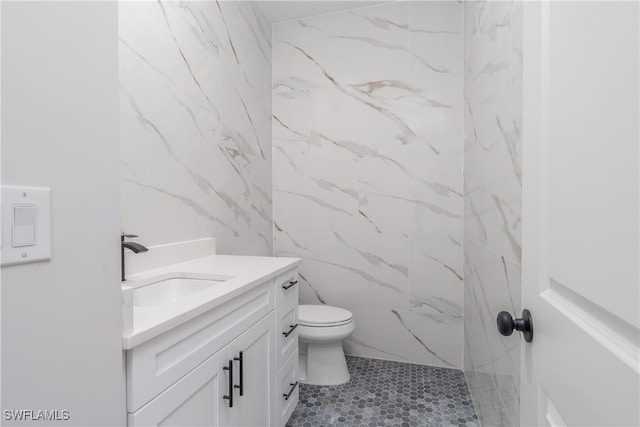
297, 304, 355, 386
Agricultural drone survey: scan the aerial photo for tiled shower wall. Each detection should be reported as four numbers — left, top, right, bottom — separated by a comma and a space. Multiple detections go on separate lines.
119, 1, 273, 255
273, 2, 464, 369
463, 1, 523, 425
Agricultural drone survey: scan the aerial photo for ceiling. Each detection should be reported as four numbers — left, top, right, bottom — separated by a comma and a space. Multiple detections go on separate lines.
255, 1, 390, 23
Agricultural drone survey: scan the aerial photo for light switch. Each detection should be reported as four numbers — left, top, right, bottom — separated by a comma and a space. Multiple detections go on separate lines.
1, 185, 51, 266
13, 204, 37, 247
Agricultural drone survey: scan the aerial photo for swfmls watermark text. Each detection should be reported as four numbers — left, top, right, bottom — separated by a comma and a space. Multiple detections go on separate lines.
3, 410, 70, 421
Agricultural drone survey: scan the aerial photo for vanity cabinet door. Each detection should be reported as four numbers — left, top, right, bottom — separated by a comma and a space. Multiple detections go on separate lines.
219, 312, 276, 427
128, 350, 223, 427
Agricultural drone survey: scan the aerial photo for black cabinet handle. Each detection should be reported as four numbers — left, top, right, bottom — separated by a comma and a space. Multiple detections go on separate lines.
223, 359, 233, 407
283, 324, 298, 338
233, 351, 244, 396
282, 280, 298, 290
283, 381, 299, 400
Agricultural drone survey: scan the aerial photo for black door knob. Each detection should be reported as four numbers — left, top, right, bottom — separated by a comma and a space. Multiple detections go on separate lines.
497, 309, 533, 343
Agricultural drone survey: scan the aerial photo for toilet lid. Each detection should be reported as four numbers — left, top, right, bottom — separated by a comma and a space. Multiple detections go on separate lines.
298, 305, 353, 326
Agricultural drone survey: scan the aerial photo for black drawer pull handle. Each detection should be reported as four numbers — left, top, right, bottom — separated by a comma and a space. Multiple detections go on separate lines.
283, 381, 299, 400
282, 280, 298, 290
283, 324, 298, 338
223, 359, 233, 408
234, 351, 244, 396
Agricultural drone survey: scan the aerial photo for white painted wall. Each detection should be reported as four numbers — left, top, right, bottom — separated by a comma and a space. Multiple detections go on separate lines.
1, 2, 124, 425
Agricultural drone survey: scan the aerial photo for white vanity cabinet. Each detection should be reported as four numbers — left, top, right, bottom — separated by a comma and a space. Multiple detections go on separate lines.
126, 268, 299, 427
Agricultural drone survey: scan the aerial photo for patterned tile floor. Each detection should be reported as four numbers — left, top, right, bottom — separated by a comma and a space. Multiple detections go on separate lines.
286, 356, 479, 427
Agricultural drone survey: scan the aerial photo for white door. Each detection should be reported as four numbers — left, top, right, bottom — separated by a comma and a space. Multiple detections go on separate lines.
521, 2, 639, 426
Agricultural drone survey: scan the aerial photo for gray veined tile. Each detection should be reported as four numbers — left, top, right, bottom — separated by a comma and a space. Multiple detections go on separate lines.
218, 1, 271, 96
274, 227, 317, 258
120, 113, 251, 244
272, 0, 466, 382
274, 188, 359, 234
463, 241, 521, 425
358, 191, 462, 235
358, 148, 463, 204
284, 233, 409, 309
471, 94, 522, 264
273, 2, 411, 89
343, 307, 462, 369
408, 234, 463, 319
119, 1, 221, 141
250, 156, 273, 235
221, 53, 271, 161
120, 0, 273, 256
273, 88, 311, 144
217, 233, 273, 257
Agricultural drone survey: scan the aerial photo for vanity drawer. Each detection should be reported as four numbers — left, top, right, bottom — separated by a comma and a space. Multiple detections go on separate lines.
277, 351, 299, 427
276, 296, 299, 371
126, 281, 275, 413
274, 268, 298, 306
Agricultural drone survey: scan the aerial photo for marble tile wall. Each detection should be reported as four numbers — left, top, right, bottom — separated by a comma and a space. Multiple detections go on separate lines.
463, 1, 523, 425
273, 2, 464, 369
119, 1, 273, 255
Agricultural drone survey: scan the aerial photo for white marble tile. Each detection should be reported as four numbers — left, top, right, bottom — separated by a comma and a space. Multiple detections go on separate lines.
216, 233, 272, 257
273, 1, 464, 370
273, 155, 359, 232
411, 1, 461, 33
119, 0, 220, 139
463, 94, 488, 247
276, 230, 409, 309
343, 307, 463, 369
121, 0, 272, 255
409, 1, 463, 111
464, 1, 516, 107
120, 112, 244, 245
358, 190, 462, 235
464, 369, 515, 427
272, 87, 311, 146
221, 52, 271, 161
481, 94, 522, 263
408, 233, 463, 318
273, 92, 360, 232
250, 156, 273, 235
218, 1, 271, 105
463, 241, 521, 424
273, 2, 411, 89
309, 85, 404, 154
463, 2, 522, 422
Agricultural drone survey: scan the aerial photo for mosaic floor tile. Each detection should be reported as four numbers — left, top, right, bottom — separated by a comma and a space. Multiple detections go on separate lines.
286, 356, 479, 427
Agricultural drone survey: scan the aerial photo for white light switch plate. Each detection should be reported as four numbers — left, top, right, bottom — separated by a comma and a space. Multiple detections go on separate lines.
1, 185, 52, 266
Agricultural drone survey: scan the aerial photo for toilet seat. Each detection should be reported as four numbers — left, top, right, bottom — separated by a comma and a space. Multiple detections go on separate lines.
298, 305, 353, 327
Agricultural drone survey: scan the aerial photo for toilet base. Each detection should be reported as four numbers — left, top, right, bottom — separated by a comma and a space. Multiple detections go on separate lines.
300, 341, 350, 386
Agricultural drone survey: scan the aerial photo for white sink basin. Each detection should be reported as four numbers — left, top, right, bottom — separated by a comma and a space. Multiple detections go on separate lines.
133, 277, 230, 307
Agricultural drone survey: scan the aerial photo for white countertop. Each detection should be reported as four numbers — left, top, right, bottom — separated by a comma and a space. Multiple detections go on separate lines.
121, 255, 301, 350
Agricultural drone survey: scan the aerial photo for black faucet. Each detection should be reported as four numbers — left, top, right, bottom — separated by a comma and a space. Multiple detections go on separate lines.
121, 233, 148, 282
